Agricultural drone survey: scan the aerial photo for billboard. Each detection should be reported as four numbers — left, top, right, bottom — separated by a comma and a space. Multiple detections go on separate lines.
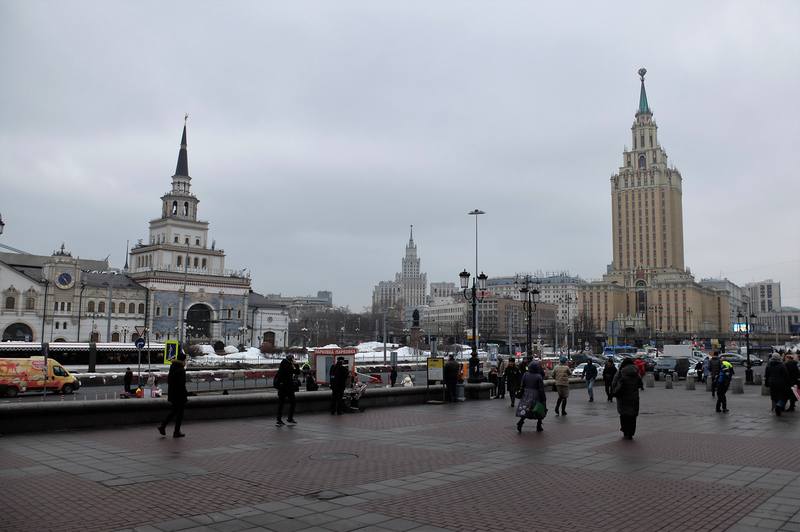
733, 323, 750, 333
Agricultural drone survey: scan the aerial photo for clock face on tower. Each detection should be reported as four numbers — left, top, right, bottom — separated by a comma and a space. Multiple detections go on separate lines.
55, 272, 75, 290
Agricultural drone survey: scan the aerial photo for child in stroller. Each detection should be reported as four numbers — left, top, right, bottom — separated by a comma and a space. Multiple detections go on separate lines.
343, 374, 367, 412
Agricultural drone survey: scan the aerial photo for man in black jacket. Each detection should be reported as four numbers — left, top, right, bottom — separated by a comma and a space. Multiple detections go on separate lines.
709, 352, 722, 397
158, 352, 188, 438
276, 354, 299, 426
443, 355, 460, 402
784, 354, 798, 411
583, 360, 598, 402
330, 357, 350, 415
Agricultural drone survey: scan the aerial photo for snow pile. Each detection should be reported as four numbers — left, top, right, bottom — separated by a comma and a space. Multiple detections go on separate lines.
356, 341, 400, 353
223, 345, 239, 354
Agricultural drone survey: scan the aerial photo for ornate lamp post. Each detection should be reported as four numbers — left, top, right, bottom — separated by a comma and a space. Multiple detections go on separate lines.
516, 275, 540, 358
460, 269, 488, 357
737, 311, 757, 384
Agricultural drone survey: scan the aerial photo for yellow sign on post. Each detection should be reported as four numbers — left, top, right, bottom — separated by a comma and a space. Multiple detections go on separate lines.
164, 340, 180, 364
427, 357, 444, 382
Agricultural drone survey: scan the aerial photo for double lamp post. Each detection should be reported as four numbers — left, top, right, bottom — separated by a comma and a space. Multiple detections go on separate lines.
737, 311, 757, 384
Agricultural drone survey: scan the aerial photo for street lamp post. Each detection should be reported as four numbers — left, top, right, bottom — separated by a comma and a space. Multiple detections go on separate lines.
516, 275, 540, 358
0, 213, 5, 234
738, 311, 757, 384
459, 269, 488, 358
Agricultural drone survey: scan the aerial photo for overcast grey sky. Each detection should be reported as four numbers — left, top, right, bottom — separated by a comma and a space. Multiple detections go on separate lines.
1, 1, 798, 311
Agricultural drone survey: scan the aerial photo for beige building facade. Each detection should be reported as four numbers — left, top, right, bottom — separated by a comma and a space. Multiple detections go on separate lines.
578, 69, 728, 342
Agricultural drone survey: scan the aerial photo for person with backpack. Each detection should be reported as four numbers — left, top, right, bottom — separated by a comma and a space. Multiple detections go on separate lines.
504, 358, 521, 407
330, 357, 350, 415
158, 352, 188, 438
709, 351, 722, 397
275, 354, 300, 426
716, 360, 734, 413
582, 359, 598, 402
602, 358, 617, 402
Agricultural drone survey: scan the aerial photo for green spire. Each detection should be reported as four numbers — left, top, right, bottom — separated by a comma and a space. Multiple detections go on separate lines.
637, 67, 650, 114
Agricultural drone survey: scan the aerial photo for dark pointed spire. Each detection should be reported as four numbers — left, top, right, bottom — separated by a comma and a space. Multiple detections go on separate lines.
637, 68, 651, 115
174, 114, 189, 176
124, 240, 129, 270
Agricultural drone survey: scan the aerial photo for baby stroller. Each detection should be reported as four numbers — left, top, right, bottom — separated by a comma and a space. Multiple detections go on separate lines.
343, 379, 367, 413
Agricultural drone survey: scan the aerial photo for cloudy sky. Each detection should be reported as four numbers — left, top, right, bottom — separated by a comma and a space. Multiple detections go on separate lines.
1, 1, 798, 311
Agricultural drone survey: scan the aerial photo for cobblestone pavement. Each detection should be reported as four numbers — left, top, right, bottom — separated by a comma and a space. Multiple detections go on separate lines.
1, 380, 799, 532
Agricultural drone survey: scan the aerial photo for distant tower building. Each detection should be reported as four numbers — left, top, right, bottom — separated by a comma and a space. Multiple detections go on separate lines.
578, 69, 729, 342
372, 226, 428, 322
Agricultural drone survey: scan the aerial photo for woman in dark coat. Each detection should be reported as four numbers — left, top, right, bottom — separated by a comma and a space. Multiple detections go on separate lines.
516, 361, 547, 433
602, 358, 617, 402
611, 358, 643, 440
765, 354, 791, 416
504, 359, 521, 407
158, 352, 188, 438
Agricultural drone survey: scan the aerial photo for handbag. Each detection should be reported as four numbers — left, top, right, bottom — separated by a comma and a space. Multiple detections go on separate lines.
532, 401, 546, 419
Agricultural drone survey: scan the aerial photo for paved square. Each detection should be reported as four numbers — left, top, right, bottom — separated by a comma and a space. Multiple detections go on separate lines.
1, 381, 799, 531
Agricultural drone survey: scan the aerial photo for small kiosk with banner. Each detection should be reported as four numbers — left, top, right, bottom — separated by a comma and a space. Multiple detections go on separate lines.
311, 348, 357, 386
426, 356, 446, 403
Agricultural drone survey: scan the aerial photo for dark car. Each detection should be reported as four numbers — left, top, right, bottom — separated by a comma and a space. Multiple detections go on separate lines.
720, 353, 762, 366
653, 356, 690, 378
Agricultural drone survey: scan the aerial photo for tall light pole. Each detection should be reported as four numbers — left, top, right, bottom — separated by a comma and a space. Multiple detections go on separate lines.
460, 269, 488, 358
516, 275, 540, 358
467, 209, 485, 345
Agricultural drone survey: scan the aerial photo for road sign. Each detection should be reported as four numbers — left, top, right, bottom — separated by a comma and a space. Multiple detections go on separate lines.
164, 340, 179, 364
135, 337, 146, 349
134, 326, 147, 336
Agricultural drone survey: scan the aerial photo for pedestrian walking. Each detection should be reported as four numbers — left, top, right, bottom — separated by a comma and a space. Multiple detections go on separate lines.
443, 355, 460, 402
784, 354, 798, 412
715, 360, 734, 413
633, 357, 646, 377
765, 354, 791, 416
497, 356, 507, 399
516, 361, 547, 433
488, 367, 498, 398
123, 367, 134, 395
552, 356, 571, 416
330, 356, 350, 415
275, 353, 300, 426
709, 351, 722, 397
390, 365, 398, 387
504, 358, 521, 407
158, 352, 187, 438
702, 357, 710, 384
611, 357, 643, 440
583, 359, 598, 402
602, 358, 617, 402
694, 359, 704, 383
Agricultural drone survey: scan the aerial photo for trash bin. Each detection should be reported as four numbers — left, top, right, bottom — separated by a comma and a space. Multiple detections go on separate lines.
456, 382, 466, 402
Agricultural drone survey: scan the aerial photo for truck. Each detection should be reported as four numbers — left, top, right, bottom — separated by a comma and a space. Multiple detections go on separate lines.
0, 357, 81, 397
662, 345, 693, 359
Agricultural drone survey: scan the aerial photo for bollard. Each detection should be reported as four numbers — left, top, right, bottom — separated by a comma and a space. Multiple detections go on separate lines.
731, 376, 744, 394
665, 374, 673, 389
761, 384, 770, 396
754, 374, 763, 386
60, 393, 65, 402
685, 379, 695, 390
644, 373, 655, 388
706, 379, 713, 392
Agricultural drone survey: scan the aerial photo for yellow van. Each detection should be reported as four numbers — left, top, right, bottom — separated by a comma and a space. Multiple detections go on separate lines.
0, 357, 81, 397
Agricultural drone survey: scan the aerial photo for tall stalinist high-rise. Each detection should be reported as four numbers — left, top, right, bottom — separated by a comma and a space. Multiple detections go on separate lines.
578, 69, 728, 342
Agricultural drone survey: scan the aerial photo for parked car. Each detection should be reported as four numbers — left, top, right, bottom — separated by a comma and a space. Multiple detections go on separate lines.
572, 361, 618, 377
720, 353, 762, 366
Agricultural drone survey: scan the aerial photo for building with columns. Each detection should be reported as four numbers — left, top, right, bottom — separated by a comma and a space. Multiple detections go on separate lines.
128, 121, 252, 344
578, 69, 729, 343
1, 247, 147, 343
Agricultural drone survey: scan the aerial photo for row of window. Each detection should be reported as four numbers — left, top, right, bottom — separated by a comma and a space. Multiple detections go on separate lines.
176, 255, 208, 269
153, 307, 242, 319
4, 296, 36, 311
86, 301, 145, 314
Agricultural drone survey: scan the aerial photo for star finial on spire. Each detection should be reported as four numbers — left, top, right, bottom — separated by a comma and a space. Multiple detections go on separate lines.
637, 67, 651, 115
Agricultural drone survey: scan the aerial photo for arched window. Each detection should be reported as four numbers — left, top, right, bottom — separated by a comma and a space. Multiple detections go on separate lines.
172, 201, 178, 215
54, 302, 59, 311
111, 332, 120, 342
118, 302, 126, 313
183, 202, 189, 216
60, 302, 65, 311
177, 256, 182, 267
638, 155, 646, 169
67, 302, 71, 312
98, 301, 106, 313
87, 301, 95, 312
63, 322, 67, 330
4, 296, 16, 310
202, 258, 207, 269
193, 257, 198, 268
55, 322, 60, 330
138, 303, 145, 314
26, 297, 35, 310
128, 303, 136, 314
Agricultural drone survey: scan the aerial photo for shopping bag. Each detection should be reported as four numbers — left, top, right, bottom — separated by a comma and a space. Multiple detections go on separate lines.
532, 401, 546, 419
792, 385, 800, 402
